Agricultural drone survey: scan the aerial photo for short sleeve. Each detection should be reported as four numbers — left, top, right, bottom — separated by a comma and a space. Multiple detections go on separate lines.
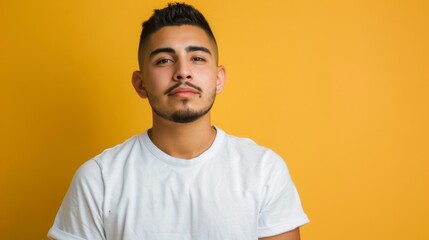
258, 153, 309, 238
48, 159, 106, 240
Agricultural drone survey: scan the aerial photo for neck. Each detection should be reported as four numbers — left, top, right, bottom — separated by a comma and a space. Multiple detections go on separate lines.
149, 113, 216, 159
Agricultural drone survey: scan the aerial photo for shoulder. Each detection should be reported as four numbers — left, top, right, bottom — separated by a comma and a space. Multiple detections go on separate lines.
66, 158, 104, 199
92, 133, 144, 169
222, 130, 286, 165
70, 133, 145, 187
219, 129, 289, 178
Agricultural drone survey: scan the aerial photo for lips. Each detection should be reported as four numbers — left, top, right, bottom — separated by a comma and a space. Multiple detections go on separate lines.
168, 87, 200, 97
165, 82, 203, 97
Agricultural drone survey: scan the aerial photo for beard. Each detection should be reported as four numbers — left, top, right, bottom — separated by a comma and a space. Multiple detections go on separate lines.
148, 89, 216, 123
155, 103, 213, 123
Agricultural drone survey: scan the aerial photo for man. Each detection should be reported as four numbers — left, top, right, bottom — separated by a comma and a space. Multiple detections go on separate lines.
48, 3, 309, 240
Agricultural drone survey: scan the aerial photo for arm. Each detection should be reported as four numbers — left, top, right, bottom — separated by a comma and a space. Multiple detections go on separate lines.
259, 228, 300, 240
258, 152, 308, 239
48, 160, 105, 240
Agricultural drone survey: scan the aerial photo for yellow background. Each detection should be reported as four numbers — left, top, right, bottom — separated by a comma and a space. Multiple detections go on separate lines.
1, 0, 428, 239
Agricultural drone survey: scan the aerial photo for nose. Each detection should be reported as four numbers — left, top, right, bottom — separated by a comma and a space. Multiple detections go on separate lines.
173, 59, 192, 82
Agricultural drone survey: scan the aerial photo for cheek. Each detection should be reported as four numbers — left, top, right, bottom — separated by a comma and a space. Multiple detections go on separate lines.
195, 68, 217, 86
145, 71, 170, 91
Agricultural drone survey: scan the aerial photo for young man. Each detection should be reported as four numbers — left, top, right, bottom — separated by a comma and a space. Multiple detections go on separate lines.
48, 3, 309, 240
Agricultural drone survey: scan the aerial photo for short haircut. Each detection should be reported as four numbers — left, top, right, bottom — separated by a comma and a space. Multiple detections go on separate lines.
138, 2, 217, 67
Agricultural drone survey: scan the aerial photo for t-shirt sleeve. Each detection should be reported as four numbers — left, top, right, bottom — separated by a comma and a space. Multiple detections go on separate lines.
48, 159, 106, 240
258, 152, 309, 238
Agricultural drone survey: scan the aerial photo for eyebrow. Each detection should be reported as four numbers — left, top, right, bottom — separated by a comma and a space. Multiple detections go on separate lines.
149, 45, 212, 58
149, 48, 175, 58
186, 46, 212, 55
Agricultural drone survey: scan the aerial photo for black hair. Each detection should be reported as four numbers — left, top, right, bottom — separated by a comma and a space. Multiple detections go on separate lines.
138, 2, 217, 66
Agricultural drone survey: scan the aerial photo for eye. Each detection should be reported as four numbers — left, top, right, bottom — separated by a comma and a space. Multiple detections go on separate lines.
192, 57, 206, 62
155, 58, 174, 65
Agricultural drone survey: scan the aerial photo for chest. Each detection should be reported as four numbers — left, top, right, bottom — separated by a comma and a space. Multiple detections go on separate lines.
102, 160, 261, 239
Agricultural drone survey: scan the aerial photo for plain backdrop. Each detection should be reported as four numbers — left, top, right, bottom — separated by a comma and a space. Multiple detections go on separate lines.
1, 0, 428, 239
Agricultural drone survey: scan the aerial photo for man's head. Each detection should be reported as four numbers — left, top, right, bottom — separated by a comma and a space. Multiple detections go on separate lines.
132, 3, 226, 124
138, 2, 218, 68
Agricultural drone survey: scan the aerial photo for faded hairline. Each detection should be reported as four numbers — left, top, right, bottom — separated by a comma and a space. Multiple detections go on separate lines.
137, 25, 219, 70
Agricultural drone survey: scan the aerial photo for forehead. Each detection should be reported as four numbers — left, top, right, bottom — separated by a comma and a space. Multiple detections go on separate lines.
145, 25, 216, 55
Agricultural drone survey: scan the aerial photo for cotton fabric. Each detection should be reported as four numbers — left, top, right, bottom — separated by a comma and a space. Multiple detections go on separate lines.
48, 127, 309, 239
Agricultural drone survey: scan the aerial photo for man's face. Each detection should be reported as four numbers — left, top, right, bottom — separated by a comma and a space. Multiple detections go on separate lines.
133, 25, 225, 123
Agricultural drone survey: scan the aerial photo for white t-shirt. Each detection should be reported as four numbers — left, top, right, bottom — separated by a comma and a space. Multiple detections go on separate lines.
48, 127, 309, 240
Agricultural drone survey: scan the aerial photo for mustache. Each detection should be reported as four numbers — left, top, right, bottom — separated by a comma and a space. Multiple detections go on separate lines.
164, 82, 203, 95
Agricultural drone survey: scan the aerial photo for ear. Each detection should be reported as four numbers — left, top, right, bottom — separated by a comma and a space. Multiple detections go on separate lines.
132, 70, 148, 98
215, 65, 226, 94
